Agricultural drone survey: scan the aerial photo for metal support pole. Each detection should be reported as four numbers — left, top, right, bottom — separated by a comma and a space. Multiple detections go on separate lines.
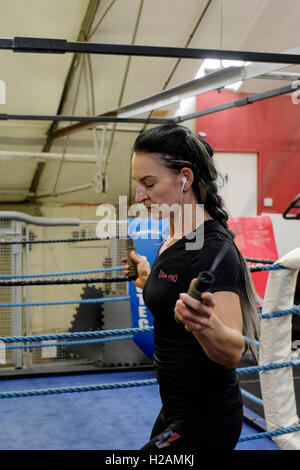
11, 221, 23, 368
24, 224, 31, 368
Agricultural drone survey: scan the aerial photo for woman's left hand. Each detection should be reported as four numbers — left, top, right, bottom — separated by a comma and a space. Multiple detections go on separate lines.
174, 278, 216, 332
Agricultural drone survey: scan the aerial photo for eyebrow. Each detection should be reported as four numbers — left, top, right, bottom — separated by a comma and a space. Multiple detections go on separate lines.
132, 175, 158, 182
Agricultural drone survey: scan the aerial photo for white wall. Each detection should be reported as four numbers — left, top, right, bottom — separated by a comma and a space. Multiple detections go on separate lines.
261, 212, 300, 258
214, 152, 258, 218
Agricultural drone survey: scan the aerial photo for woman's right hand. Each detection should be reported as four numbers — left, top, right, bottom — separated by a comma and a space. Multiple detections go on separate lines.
121, 251, 151, 289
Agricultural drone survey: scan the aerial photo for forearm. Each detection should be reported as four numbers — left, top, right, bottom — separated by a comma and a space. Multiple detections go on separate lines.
192, 313, 244, 369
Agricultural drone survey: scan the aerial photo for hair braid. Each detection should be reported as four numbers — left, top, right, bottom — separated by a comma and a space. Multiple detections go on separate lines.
203, 181, 230, 231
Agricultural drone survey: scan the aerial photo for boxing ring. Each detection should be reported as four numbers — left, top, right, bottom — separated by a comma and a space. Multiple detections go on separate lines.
0, 212, 299, 451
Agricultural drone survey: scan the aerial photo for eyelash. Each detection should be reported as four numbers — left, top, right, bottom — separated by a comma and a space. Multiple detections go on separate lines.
145, 183, 154, 188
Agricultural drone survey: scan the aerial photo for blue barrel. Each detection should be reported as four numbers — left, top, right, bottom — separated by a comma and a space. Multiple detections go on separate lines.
128, 217, 169, 359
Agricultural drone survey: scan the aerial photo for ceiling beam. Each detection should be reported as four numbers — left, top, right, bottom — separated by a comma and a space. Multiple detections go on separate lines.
0, 150, 97, 163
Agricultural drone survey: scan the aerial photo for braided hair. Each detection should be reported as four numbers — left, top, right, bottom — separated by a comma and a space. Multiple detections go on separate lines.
133, 123, 230, 231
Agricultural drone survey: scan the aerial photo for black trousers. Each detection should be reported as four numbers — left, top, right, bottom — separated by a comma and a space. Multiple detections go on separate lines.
141, 406, 244, 451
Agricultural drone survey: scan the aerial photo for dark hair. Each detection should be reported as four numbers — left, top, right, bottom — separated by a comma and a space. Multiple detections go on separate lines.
133, 123, 229, 231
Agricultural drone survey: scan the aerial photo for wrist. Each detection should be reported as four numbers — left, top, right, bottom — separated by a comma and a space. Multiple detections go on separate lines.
192, 311, 221, 337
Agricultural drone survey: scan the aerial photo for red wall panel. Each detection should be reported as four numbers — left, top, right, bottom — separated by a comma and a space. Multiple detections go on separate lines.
196, 90, 300, 214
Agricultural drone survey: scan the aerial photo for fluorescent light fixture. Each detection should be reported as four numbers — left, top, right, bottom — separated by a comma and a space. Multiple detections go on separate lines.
195, 58, 249, 91
174, 59, 223, 116
195, 58, 222, 79
174, 59, 252, 117
173, 96, 196, 117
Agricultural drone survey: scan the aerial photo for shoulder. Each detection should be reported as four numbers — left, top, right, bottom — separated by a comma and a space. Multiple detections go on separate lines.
187, 220, 235, 262
188, 220, 244, 294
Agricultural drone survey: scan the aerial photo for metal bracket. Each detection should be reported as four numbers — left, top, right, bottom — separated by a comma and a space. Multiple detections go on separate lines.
283, 193, 300, 220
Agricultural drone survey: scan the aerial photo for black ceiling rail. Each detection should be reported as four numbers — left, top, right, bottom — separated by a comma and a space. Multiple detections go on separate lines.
0, 37, 300, 64
0, 114, 173, 125
1, 82, 299, 125
178, 83, 300, 121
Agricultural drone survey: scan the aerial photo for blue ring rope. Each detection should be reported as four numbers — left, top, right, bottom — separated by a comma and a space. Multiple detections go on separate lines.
0, 266, 124, 279
0, 378, 158, 400
260, 305, 300, 319
236, 360, 300, 375
241, 389, 264, 407
0, 326, 154, 343
249, 264, 286, 272
0, 296, 130, 308
238, 424, 300, 442
2, 335, 134, 350
243, 335, 260, 347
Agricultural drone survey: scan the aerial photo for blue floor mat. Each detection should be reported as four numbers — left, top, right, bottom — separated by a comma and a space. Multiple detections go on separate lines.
0, 370, 279, 450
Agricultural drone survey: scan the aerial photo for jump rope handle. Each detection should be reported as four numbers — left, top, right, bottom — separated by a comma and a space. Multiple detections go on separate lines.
174, 271, 215, 324
126, 238, 138, 281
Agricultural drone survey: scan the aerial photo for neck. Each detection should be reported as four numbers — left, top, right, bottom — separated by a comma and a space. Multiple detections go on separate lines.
168, 192, 212, 240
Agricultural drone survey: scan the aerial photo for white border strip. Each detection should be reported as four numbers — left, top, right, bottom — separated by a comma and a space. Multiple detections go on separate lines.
0, 340, 5, 364
259, 247, 300, 449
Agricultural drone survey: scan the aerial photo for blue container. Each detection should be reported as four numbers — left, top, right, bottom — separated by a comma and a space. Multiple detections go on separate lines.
128, 217, 169, 359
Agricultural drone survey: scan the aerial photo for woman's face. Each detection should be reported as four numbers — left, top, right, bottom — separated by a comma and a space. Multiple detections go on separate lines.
132, 152, 183, 219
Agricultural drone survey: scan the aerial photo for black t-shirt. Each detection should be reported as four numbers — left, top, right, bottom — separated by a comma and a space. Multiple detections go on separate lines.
143, 220, 243, 420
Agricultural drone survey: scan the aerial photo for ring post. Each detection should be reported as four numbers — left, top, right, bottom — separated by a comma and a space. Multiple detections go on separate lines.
259, 247, 300, 449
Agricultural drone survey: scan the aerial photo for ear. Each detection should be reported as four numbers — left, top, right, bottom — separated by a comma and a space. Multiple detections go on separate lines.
180, 168, 194, 191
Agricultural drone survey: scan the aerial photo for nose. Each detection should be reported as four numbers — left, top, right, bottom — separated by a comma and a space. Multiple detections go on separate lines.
135, 184, 148, 203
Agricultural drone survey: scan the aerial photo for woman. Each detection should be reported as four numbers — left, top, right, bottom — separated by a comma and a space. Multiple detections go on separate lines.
122, 123, 260, 451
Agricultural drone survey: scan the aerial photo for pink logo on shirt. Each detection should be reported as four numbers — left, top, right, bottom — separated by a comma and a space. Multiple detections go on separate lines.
159, 269, 178, 283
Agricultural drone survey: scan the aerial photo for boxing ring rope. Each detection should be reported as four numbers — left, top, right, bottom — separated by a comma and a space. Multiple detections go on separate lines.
0, 296, 130, 309
0, 242, 299, 448
0, 276, 128, 286
0, 266, 124, 278
0, 326, 154, 346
